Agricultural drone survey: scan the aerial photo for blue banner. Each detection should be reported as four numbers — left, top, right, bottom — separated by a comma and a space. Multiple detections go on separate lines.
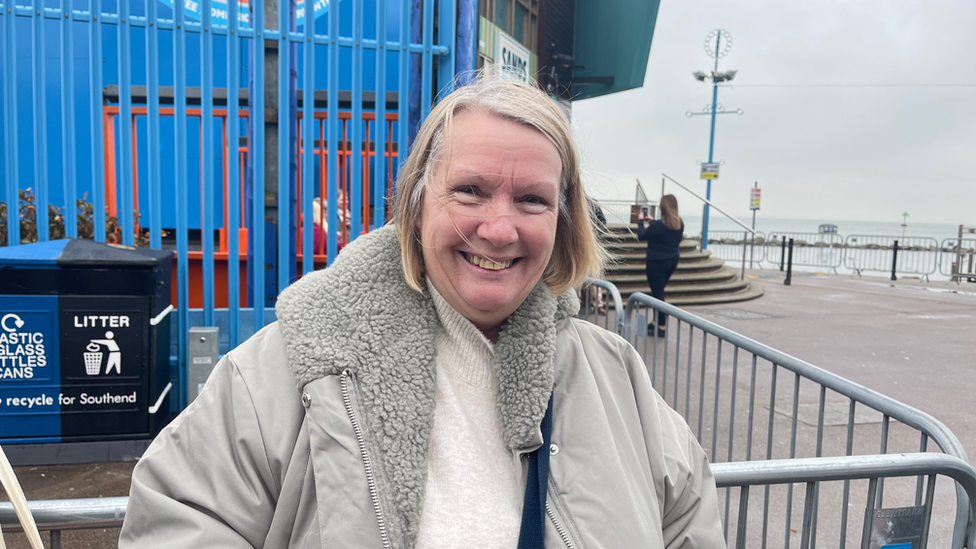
157, 0, 336, 27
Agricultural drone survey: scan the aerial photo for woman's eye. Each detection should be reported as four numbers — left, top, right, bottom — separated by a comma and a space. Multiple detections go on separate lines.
452, 186, 481, 203
520, 196, 550, 212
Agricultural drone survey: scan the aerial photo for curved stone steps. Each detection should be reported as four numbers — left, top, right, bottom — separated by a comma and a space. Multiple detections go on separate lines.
600, 226, 763, 305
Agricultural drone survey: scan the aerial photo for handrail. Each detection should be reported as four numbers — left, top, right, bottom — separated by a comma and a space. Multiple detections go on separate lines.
660, 173, 755, 235
0, 496, 127, 533
622, 293, 969, 461
713, 453, 976, 548
582, 278, 625, 335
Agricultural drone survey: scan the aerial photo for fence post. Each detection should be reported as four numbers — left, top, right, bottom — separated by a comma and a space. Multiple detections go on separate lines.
741, 231, 748, 280
891, 240, 899, 281
780, 238, 786, 271
785, 238, 794, 286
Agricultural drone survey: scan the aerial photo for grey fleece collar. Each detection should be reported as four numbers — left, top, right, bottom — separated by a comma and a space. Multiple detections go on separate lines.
275, 225, 578, 549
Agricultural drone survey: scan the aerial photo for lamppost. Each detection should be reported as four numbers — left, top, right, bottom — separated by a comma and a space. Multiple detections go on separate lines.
686, 29, 742, 250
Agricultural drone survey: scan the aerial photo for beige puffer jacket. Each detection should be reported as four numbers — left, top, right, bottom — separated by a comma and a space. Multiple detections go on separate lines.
119, 226, 725, 549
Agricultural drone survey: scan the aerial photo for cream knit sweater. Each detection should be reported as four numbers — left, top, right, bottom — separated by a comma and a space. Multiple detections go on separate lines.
414, 282, 524, 548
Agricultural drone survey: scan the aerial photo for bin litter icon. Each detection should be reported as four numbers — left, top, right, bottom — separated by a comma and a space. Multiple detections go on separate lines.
84, 343, 103, 376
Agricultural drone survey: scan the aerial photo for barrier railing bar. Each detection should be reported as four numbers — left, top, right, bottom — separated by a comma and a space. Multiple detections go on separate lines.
373, 0, 388, 228
227, 0, 241, 348
146, 0, 162, 250
436, 0, 455, 97
89, 0, 105, 242
673, 322, 681, 408
839, 399, 855, 549
745, 354, 757, 462
252, 0, 267, 328
735, 485, 750, 548
877, 414, 889, 507
202, 0, 216, 325
174, 0, 190, 410
919, 473, 937, 548
697, 333, 707, 441
31, 0, 50, 241
710, 340, 722, 464
810, 386, 826, 549
916, 434, 929, 506
784, 373, 800, 549
661, 318, 670, 400
799, 481, 815, 549
60, 0, 78, 239
684, 327, 694, 421
724, 346, 739, 537
3, 0, 21, 246
326, 0, 340, 264
396, 0, 408, 178
276, 0, 291, 295
420, 0, 433, 122
300, 3, 314, 275
760, 362, 777, 549
117, 0, 134, 245
350, 0, 363, 239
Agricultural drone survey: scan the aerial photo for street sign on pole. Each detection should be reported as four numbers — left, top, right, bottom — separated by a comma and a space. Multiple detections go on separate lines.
700, 162, 720, 180
750, 187, 761, 210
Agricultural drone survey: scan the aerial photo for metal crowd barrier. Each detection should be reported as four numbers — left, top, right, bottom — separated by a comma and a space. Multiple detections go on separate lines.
713, 453, 976, 548
623, 292, 973, 548
706, 230, 767, 268
766, 232, 844, 273
940, 238, 976, 282
577, 278, 625, 335
844, 235, 940, 281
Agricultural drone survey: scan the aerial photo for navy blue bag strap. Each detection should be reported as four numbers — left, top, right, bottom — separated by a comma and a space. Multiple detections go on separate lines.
517, 392, 554, 549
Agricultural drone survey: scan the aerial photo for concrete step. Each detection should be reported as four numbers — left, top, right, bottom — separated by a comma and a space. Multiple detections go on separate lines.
611, 249, 713, 263
605, 266, 740, 286
610, 256, 727, 274
613, 277, 752, 299
668, 282, 766, 306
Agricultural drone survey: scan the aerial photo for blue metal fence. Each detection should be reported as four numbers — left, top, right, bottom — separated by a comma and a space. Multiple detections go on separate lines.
1, 0, 456, 410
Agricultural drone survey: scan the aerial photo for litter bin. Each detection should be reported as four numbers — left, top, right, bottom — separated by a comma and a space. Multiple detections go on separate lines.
0, 239, 173, 444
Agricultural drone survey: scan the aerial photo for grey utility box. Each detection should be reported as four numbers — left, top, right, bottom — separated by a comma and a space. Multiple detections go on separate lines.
187, 327, 219, 404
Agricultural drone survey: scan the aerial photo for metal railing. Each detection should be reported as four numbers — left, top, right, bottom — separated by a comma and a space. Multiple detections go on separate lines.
844, 235, 940, 281
707, 230, 767, 268
576, 278, 625, 335
940, 238, 976, 281
766, 232, 844, 273
622, 292, 973, 548
594, 199, 644, 225
0, 497, 126, 548
713, 453, 976, 548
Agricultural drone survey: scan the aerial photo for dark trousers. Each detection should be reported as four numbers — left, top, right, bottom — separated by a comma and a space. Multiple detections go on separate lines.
645, 257, 679, 328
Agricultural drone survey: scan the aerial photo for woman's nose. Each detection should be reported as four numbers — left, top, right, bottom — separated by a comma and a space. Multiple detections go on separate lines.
476, 208, 518, 247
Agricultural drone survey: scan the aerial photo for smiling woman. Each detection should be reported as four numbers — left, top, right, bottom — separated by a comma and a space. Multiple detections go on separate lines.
120, 75, 724, 549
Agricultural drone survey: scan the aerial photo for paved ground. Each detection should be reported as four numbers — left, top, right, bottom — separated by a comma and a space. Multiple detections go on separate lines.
2, 269, 975, 548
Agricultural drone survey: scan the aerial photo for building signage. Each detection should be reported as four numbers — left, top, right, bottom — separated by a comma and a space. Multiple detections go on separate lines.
750, 187, 761, 211
700, 162, 720, 180
496, 33, 531, 83
156, 0, 337, 27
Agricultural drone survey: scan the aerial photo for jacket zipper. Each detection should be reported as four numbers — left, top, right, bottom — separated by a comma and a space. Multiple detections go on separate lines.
546, 500, 575, 549
340, 370, 391, 549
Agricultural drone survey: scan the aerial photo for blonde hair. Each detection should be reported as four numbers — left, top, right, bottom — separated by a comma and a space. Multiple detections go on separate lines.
393, 75, 607, 294
659, 194, 682, 231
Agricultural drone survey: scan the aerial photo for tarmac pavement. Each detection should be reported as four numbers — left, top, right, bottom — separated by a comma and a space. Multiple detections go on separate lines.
2, 269, 975, 548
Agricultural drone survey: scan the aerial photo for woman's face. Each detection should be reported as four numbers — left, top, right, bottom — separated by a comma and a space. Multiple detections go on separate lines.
417, 110, 562, 340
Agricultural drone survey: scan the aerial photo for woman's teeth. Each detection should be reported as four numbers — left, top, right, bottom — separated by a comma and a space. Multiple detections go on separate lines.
465, 254, 513, 270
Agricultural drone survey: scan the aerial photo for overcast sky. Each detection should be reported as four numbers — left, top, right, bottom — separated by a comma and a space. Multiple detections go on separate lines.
572, 0, 975, 225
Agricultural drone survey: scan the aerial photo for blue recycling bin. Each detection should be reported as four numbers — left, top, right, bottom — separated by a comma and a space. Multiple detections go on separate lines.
0, 239, 173, 443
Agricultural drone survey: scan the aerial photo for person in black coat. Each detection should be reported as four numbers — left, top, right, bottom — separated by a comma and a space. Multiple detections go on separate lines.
637, 194, 684, 336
